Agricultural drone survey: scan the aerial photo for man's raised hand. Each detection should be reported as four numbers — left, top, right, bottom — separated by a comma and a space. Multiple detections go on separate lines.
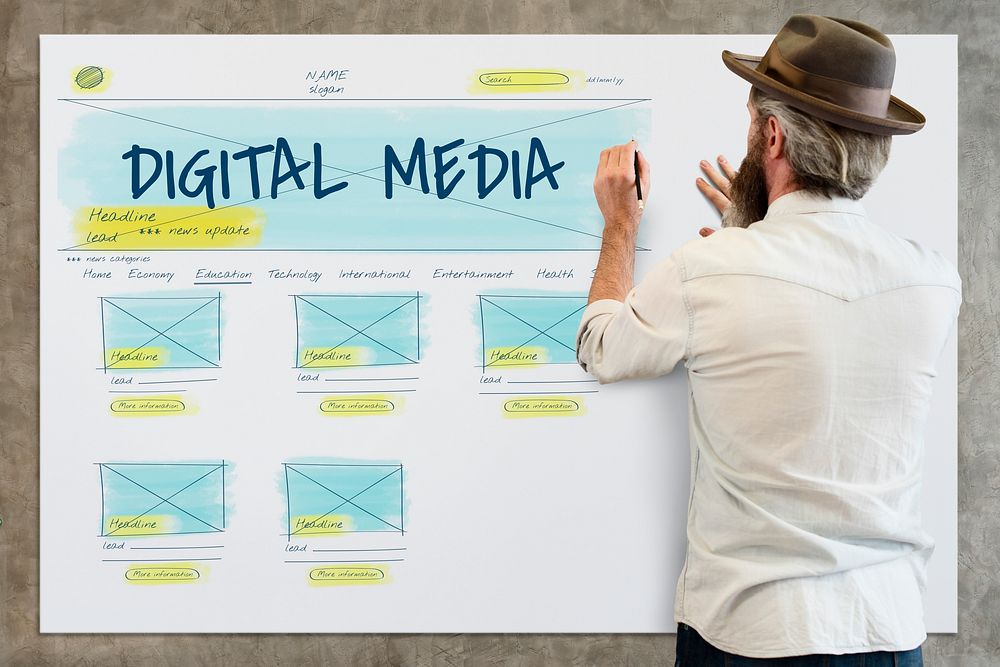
696, 154, 736, 236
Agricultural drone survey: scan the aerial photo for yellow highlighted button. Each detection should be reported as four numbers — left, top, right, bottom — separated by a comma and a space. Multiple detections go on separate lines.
319, 394, 400, 416
309, 565, 389, 586
109, 396, 186, 416
125, 564, 202, 584
503, 396, 584, 418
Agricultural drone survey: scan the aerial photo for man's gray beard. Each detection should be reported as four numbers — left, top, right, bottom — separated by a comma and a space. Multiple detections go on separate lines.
724, 131, 770, 229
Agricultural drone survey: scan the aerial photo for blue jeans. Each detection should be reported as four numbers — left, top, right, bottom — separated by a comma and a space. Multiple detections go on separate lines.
675, 623, 924, 666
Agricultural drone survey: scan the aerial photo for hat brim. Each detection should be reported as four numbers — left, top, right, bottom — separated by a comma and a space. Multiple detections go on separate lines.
722, 51, 925, 135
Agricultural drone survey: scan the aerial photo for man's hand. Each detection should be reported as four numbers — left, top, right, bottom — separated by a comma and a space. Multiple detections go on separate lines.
696, 154, 736, 237
594, 139, 650, 235
587, 140, 649, 305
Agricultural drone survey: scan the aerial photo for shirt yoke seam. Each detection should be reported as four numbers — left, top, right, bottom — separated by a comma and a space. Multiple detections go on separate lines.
769, 209, 867, 218
680, 271, 961, 301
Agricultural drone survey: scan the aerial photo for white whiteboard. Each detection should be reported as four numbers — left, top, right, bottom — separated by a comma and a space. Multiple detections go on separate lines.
39, 34, 957, 632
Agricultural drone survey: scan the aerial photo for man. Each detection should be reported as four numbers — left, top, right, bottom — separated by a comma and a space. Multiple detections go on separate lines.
576, 15, 961, 665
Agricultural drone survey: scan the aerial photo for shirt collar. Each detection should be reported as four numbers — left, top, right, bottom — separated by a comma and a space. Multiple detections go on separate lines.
762, 189, 867, 221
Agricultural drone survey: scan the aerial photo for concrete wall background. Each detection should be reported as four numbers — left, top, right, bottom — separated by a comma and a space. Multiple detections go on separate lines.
1, 1, 996, 664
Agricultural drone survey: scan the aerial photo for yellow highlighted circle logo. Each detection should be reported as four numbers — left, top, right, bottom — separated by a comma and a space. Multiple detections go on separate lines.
72, 65, 112, 93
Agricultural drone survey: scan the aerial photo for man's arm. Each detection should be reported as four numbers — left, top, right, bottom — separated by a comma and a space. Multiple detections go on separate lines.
587, 140, 648, 304
576, 141, 691, 384
576, 148, 739, 383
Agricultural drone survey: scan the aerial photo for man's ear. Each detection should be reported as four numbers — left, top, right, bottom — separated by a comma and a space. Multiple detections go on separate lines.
766, 116, 785, 160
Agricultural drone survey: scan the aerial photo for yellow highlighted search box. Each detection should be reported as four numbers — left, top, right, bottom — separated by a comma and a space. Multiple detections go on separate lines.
481, 71, 568, 87
470, 69, 583, 94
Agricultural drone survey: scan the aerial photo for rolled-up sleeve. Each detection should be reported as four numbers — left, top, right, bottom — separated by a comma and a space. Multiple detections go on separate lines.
575, 249, 691, 384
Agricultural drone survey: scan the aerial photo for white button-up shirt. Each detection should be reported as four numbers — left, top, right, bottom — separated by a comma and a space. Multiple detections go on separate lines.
575, 190, 962, 658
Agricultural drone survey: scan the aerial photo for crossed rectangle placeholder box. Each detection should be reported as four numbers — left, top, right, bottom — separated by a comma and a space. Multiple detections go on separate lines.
283, 462, 405, 539
98, 462, 227, 537
293, 294, 421, 369
478, 294, 588, 370
100, 295, 221, 371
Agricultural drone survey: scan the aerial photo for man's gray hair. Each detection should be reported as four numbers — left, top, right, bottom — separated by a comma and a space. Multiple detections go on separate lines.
749, 86, 892, 200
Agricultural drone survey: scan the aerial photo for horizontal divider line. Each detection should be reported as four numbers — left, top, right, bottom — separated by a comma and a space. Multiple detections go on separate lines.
297, 389, 416, 394
63, 248, 650, 253
323, 377, 419, 382
312, 548, 407, 553
102, 557, 222, 562
284, 559, 405, 564
130, 545, 224, 550
478, 391, 598, 395
505, 380, 598, 384
59, 97, 652, 102
283, 463, 402, 468
108, 390, 188, 393
137, 378, 218, 384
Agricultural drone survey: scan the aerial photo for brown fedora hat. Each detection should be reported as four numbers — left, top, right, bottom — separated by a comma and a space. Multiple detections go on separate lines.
722, 15, 925, 135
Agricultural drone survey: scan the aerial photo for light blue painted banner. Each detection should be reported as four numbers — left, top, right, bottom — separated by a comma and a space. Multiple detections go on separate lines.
59, 102, 650, 251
